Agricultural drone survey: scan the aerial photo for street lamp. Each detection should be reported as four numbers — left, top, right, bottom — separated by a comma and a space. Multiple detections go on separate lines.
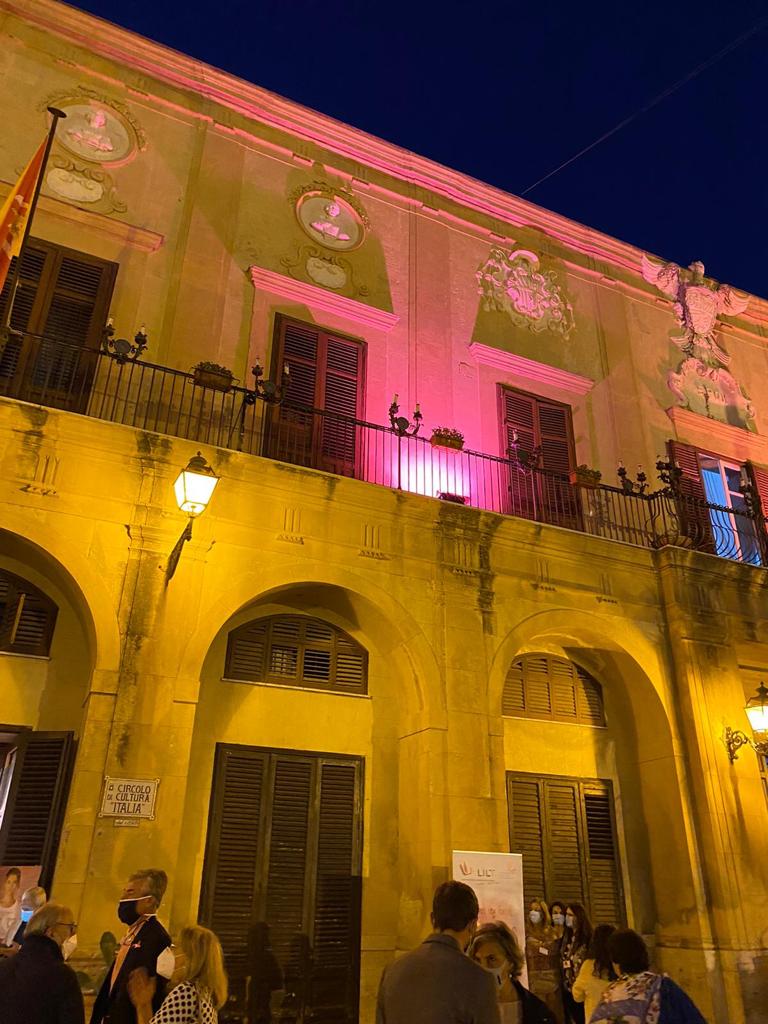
165, 452, 219, 583
725, 683, 768, 763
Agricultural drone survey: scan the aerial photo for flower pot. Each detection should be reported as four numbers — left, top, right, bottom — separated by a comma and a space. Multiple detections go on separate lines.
430, 435, 464, 451
569, 470, 601, 489
193, 368, 234, 393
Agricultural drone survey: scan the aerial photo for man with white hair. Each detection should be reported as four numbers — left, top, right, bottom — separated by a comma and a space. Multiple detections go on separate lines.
90, 868, 173, 1024
0, 900, 84, 1023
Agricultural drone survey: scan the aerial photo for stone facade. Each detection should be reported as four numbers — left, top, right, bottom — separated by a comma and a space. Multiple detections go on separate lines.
0, 2, 768, 1021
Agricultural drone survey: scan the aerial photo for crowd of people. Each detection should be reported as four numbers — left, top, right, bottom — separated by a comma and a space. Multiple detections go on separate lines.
0, 866, 709, 1024
377, 882, 708, 1024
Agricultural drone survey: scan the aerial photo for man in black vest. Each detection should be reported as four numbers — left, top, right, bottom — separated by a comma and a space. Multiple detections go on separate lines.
90, 869, 173, 1024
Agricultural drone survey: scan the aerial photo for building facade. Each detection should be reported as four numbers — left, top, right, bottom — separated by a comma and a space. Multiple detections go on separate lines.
1, 1, 768, 1020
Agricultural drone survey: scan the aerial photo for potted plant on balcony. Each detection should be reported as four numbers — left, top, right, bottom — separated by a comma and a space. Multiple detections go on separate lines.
569, 464, 602, 488
430, 426, 465, 451
191, 360, 236, 392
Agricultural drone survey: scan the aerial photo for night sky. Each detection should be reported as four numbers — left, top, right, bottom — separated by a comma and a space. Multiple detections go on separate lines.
73, 0, 768, 298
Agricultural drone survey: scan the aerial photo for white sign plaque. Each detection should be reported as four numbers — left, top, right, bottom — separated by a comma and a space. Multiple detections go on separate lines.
100, 777, 159, 820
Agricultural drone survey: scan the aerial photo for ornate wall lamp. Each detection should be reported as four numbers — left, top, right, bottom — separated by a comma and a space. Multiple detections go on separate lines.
165, 452, 219, 583
388, 393, 422, 437
102, 316, 148, 363
725, 683, 768, 763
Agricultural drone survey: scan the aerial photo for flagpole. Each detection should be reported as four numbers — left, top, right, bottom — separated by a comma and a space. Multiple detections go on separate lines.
2, 106, 66, 332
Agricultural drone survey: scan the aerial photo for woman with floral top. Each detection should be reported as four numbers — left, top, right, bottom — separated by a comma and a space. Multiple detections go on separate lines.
128, 925, 228, 1024
559, 904, 592, 1024
590, 929, 706, 1024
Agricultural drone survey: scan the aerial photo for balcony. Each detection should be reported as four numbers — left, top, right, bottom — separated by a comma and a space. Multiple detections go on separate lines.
1, 329, 766, 567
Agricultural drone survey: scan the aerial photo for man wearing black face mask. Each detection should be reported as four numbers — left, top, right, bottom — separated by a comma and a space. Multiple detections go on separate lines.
90, 869, 172, 1024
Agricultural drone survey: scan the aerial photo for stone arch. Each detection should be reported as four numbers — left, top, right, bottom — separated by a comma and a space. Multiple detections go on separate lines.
178, 561, 442, 725
490, 606, 710, 950
0, 512, 121, 675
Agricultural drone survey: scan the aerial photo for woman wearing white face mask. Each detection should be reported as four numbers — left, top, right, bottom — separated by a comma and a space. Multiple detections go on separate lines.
470, 922, 556, 1024
524, 900, 564, 1024
0, 901, 84, 1024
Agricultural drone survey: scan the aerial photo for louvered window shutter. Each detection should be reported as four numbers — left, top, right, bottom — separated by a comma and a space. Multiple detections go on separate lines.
502, 655, 604, 727
0, 246, 49, 385
264, 757, 313, 967
0, 570, 58, 657
500, 389, 538, 517
538, 402, 574, 475
667, 441, 714, 551
310, 760, 362, 1015
584, 785, 623, 924
225, 621, 268, 681
507, 776, 546, 905
320, 337, 362, 475
281, 320, 320, 408
745, 461, 768, 561
0, 732, 75, 890
544, 780, 585, 905
507, 772, 623, 923
201, 747, 267, 975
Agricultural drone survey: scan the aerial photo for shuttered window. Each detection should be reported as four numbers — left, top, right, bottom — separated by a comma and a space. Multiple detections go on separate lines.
499, 386, 580, 528
265, 316, 365, 477
225, 615, 368, 695
0, 570, 58, 657
0, 238, 116, 401
0, 732, 76, 891
507, 772, 623, 925
502, 654, 605, 726
200, 744, 363, 1023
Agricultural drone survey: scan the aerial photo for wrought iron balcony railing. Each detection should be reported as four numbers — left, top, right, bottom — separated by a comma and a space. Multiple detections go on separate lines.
1, 329, 766, 567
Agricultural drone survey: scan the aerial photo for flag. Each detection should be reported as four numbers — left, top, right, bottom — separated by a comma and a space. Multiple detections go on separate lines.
0, 137, 47, 296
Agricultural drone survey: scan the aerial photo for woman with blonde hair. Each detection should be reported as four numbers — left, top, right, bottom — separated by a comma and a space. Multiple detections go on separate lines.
470, 921, 556, 1024
128, 924, 228, 1023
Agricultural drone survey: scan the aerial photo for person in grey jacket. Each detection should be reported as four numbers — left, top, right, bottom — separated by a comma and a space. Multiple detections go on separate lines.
376, 880, 500, 1024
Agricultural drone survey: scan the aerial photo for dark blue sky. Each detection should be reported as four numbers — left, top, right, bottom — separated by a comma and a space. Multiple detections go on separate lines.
74, 0, 768, 297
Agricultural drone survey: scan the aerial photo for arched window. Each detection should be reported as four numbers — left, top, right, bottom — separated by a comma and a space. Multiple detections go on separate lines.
502, 654, 605, 726
225, 615, 368, 695
0, 570, 58, 657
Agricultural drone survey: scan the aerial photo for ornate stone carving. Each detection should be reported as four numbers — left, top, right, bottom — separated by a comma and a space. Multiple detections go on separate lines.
280, 244, 369, 298
476, 247, 574, 337
290, 180, 369, 251
45, 156, 126, 214
41, 88, 145, 167
642, 256, 753, 426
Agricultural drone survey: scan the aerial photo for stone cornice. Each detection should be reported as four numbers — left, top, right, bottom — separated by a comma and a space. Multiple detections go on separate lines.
666, 406, 768, 465
249, 266, 400, 332
4, 0, 768, 327
468, 342, 595, 395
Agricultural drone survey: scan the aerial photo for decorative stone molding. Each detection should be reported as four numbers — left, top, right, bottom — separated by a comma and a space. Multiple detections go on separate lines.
468, 342, 594, 396
642, 256, 754, 428
667, 407, 768, 464
476, 247, 574, 337
249, 265, 399, 332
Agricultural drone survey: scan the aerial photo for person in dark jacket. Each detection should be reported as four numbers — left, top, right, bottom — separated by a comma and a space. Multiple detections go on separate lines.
90, 868, 173, 1024
0, 900, 84, 1024
376, 880, 499, 1024
472, 921, 557, 1024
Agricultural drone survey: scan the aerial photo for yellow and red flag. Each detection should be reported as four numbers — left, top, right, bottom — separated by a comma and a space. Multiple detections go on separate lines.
0, 137, 47, 294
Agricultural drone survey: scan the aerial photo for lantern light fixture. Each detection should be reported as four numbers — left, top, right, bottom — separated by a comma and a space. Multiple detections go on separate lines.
166, 452, 219, 583
173, 452, 219, 516
725, 682, 768, 763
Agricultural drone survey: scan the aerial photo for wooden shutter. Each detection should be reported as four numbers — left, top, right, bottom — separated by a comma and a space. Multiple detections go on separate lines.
0, 732, 75, 891
225, 616, 368, 695
201, 744, 364, 1022
502, 655, 605, 726
538, 401, 574, 475
0, 245, 49, 386
745, 461, 768, 562
507, 776, 546, 905
310, 760, 362, 1015
583, 785, 623, 924
667, 440, 714, 552
544, 780, 585, 905
0, 570, 58, 657
507, 772, 623, 922
201, 747, 267, 974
